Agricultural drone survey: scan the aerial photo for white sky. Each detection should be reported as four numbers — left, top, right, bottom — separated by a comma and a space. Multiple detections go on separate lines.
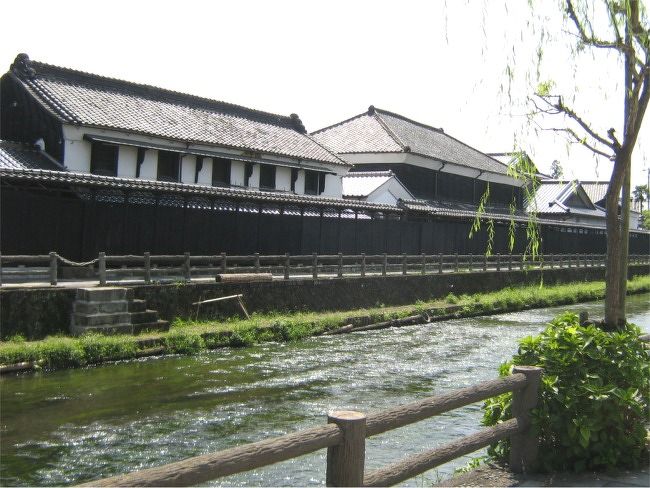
1, 0, 648, 187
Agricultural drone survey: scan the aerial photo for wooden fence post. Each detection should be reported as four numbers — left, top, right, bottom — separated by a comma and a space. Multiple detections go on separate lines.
184, 252, 191, 281
144, 252, 151, 284
438, 253, 443, 274
254, 253, 261, 273
421, 253, 426, 275
382, 253, 387, 276
313, 253, 318, 279
361, 253, 366, 278
496, 253, 501, 272
49, 252, 57, 286
402, 253, 407, 275
221, 252, 227, 274
338, 253, 343, 278
509, 366, 543, 474
284, 253, 290, 280
98, 252, 106, 286
454, 252, 459, 272
549, 254, 554, 269
468, 254, 473, 272
519, 254, 524, 271
483, 254, 488, 272
326, 410, 366, 487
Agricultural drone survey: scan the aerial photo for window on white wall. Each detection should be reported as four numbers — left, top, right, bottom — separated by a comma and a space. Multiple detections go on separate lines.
305, 170, 326, 195
259, 165, 276, 190
157, 151, 180, 182
90, 142, 118, 176
212, 157, 231, 187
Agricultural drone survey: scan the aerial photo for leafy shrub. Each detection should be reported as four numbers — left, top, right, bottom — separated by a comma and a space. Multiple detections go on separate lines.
483, 312, 650, 472
445, 293, 459, 304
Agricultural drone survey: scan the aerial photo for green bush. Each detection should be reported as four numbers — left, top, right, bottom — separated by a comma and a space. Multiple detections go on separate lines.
483, 312, 650, 472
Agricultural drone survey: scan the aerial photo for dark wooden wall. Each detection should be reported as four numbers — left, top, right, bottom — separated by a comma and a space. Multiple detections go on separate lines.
2, 185, 647, 260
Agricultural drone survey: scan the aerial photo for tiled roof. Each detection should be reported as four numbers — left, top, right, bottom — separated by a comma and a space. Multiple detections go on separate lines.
399, 199, 528, 221
580, 181, 609, 205
6, 54, 347, 166
527, 180, 606, 219
342, 171, 394, 197
0, 167, 400, 213
312, 106, 510, 175
0, 140, 64, 171
399, 198, 612, 230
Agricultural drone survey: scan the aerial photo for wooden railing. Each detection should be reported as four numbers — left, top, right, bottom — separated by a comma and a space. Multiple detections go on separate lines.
78, 366, 542, 487
1, 252, 648, 286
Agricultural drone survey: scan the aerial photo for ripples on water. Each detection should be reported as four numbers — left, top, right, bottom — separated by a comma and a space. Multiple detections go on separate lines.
1, 295, 649, 486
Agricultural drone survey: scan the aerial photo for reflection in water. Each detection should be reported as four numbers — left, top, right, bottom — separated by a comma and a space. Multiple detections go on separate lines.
1, 294, 649, 486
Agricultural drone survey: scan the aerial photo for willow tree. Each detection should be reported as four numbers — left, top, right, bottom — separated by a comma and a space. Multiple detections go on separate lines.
495, 0, 649, 329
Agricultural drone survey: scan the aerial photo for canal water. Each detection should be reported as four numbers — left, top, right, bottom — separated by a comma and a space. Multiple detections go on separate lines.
2, 294, 649, 486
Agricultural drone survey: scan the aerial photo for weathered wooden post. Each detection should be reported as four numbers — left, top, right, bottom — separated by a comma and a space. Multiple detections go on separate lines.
382, 253, 387, 276
402, 253, 407, 275
421, 253, 426, 275
326, 410, 366, 487
496, 253, 501, 272
98, 252, 106, 286
284, 253, 290, 280
454, 252, 459, 272
49, 252, 57, 286
438, 253, 443, 274
254, 253, 260, 273
220, 252, 227, 274
312, 253, 318, 279
361, 253, 366, 278
184, 252, 191, 281
483, 253, 488, 272
509, 366, 543, 474
144, 252, 151, 284
549, 254, 554, 269
338, 253, 343, 278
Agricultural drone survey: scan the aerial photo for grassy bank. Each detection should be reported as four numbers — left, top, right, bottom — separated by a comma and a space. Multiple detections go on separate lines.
1, 275, 649, 372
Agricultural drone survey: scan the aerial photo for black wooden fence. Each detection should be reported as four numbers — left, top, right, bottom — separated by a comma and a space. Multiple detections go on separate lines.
2, 185, 648, 261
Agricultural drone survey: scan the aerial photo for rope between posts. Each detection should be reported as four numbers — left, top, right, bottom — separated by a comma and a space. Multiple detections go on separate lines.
54, 253, 99, 267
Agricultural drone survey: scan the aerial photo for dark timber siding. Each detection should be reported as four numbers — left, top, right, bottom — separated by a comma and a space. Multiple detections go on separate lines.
2, 184, 647, 260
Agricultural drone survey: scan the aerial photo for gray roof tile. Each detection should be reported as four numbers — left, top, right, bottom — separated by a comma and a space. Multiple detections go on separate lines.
312, 107, 510, 175
0, 140, 63, 170
7, 54, 346, 166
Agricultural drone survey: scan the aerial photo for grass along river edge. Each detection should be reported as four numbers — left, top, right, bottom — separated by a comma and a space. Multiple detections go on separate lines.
1, 275, 649, 373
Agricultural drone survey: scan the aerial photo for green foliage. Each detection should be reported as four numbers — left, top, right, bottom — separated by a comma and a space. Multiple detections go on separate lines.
641, 210, 650, 230
164, 332, 204, 354
535, 80, 555, 97
453, 455, 488, 475
483, 312, 650, 472
445, 292, 460, 304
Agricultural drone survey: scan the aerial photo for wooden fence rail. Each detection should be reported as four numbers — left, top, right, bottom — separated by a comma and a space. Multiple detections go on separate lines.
78, 366, 542, 487
1, 252, 648, 286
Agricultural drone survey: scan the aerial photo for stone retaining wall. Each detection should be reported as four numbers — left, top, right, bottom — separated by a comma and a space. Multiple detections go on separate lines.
1, 265, 648, 340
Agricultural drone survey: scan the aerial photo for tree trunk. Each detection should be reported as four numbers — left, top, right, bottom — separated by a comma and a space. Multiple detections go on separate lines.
617, 159, 631, 319
604, 151, 629, 330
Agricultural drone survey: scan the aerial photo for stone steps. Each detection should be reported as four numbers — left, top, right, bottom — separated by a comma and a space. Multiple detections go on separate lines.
70, 287, 167, 336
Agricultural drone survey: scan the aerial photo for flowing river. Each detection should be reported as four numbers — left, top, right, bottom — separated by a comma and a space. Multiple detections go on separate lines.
2, 294, 649, 487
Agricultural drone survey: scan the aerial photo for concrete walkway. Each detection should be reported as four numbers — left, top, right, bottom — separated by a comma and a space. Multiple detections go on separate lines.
437, 463, 650, 487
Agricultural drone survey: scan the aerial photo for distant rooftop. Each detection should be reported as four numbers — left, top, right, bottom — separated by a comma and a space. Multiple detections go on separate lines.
312, 106, 510, 175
